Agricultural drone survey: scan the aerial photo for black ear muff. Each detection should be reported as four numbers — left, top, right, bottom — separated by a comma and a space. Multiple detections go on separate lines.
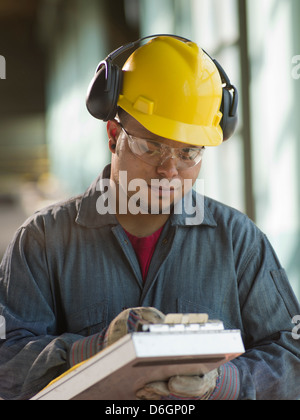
209, 57, 239, 142
221, 85, 239, 141
86, 60, 123, 121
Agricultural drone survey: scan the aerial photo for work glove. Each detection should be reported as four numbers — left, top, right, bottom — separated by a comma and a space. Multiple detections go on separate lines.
69, 307, 165, 368
136, 369, 219, 400
104, 307, 166, 348
136, 312, 219, 400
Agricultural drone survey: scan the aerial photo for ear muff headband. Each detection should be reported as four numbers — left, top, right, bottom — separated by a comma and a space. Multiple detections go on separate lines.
86, 34, 238, 141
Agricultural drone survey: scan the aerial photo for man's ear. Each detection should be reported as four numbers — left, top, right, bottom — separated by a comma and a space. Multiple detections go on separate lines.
107, 120, 120, 153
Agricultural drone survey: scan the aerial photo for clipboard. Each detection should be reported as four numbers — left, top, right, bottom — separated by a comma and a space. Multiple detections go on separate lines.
33, 322, 245, 400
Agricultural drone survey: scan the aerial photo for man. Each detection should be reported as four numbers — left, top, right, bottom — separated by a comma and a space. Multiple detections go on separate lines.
0, 36, 299, 400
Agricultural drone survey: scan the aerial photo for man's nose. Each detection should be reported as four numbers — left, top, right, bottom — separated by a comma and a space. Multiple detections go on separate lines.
156, 155, 179, 179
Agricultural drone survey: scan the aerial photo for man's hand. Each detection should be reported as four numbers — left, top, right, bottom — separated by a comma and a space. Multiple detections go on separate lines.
136, 369, 219, 400
110, 310, 218, 400
104, 307, 165, 348
69, 307, 165, 368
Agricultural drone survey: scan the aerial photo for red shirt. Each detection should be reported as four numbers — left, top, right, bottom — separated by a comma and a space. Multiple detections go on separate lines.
124, 226, 164, 283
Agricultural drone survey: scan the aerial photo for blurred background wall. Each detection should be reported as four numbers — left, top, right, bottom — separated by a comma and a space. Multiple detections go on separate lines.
0, 0, 299, 299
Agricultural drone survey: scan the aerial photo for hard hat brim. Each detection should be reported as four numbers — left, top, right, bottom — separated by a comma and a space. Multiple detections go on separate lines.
118, 95, 224, 147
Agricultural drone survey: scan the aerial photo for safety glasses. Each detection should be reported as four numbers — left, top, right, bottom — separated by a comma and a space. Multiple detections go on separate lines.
119, 126, 205, 170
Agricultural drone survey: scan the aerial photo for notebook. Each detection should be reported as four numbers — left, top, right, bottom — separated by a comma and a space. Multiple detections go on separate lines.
33, 322, 245, 400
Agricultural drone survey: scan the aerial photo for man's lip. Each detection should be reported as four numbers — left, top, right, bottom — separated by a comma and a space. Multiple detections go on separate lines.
148, 185, 180, 192
149, 186, 173, 191
148, 180, 182, 192
148, 185, 181, 200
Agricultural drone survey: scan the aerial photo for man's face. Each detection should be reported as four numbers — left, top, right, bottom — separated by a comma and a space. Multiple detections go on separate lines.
109, 116, 203, 215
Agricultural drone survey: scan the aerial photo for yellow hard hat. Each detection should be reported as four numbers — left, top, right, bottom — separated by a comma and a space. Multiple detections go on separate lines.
117, 36, 224, 147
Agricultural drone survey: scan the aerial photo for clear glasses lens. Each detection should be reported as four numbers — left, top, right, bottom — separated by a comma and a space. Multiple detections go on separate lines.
123, 129, 204, 169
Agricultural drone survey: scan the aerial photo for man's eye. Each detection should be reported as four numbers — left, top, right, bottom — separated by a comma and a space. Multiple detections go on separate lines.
145, 142, 161, 153
179, 148, 201, 160
137, 144, 159, 157
180, 149, 194, 159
